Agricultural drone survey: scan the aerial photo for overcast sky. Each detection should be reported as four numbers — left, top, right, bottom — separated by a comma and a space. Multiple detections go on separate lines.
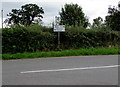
0, 0, 120, 28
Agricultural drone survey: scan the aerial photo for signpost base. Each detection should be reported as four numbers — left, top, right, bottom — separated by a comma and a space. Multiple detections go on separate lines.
58, 32, 60, 49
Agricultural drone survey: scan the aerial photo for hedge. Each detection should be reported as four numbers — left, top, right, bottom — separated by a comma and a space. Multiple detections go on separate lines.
2, 25, 120, 53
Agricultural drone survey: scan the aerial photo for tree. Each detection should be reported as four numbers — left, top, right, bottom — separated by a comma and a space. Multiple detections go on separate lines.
7, 4, 44, 26
59, 3, 89, 28
92, 17, 103, 28
105, 3, 120, 31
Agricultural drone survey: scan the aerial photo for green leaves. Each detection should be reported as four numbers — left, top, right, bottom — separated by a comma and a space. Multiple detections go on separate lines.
105, 4, 120, 31
7, 4, 44, 26
2, 25, 55, 53
2, 24, 120, 54
92, 17, 103, 28
59, 3, 88, 28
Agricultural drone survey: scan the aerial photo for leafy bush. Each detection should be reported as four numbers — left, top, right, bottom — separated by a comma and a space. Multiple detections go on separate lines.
2, 24, 56, 53
2, 24, 120, 54
61, 26, 120, 49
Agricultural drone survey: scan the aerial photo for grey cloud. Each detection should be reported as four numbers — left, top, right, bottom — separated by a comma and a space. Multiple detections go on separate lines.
2, 2, 62, 19
2, 2, 27, 18
2, 0, 118, 27
1, 2, 64, 26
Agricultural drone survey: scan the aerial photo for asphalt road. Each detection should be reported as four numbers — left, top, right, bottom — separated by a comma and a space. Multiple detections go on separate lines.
2, 55, 119, 85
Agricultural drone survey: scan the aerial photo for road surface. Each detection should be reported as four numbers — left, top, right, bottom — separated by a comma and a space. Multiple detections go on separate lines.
2, 55, 119, 85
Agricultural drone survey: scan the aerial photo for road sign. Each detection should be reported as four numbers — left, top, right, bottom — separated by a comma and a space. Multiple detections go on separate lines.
54, 25, 65, 32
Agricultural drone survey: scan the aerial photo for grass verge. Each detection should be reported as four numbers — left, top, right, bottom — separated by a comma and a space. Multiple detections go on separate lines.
2, 48, 120, 60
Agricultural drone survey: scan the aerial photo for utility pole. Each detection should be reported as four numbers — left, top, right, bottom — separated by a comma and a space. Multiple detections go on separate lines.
118, 1, 120, 11
1, 9, 3, 29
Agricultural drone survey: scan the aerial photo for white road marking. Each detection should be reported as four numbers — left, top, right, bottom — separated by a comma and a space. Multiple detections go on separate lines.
20, 65, 120, 74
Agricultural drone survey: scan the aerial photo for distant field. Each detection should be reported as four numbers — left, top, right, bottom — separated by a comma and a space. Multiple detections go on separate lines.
2, 47, 119, 60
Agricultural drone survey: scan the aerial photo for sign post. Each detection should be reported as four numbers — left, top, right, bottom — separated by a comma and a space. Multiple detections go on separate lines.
54, 16, 65, 48
58, 32, 60, 46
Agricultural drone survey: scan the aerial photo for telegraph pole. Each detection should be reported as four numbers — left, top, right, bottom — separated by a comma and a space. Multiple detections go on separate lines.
1, 9, 3, 29
118, 1, 120, 11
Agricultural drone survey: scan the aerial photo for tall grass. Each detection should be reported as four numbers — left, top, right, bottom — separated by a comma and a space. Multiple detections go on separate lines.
2, 47, 119, 60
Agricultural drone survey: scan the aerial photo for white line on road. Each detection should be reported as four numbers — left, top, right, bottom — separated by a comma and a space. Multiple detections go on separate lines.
20, 65, 120, 74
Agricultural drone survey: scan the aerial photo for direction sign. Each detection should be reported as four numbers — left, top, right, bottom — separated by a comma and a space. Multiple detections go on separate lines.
54, 25, 65, 32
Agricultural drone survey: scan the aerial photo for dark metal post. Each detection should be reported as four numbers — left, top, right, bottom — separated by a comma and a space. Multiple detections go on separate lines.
58, 32, 60, 47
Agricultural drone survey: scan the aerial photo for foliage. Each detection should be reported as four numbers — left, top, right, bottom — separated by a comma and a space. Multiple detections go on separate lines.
105, 4, 120, 31
92, 17, 103, 28
7, 4, 44, 26
59, 3, 89, 28
2, 24, 56, 53
2, 2, 120, 55
2, 24, 120, 54
61, 27, 120, 49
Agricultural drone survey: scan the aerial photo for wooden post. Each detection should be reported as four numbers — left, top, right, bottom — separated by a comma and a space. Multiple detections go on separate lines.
1, 9, 3, 29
